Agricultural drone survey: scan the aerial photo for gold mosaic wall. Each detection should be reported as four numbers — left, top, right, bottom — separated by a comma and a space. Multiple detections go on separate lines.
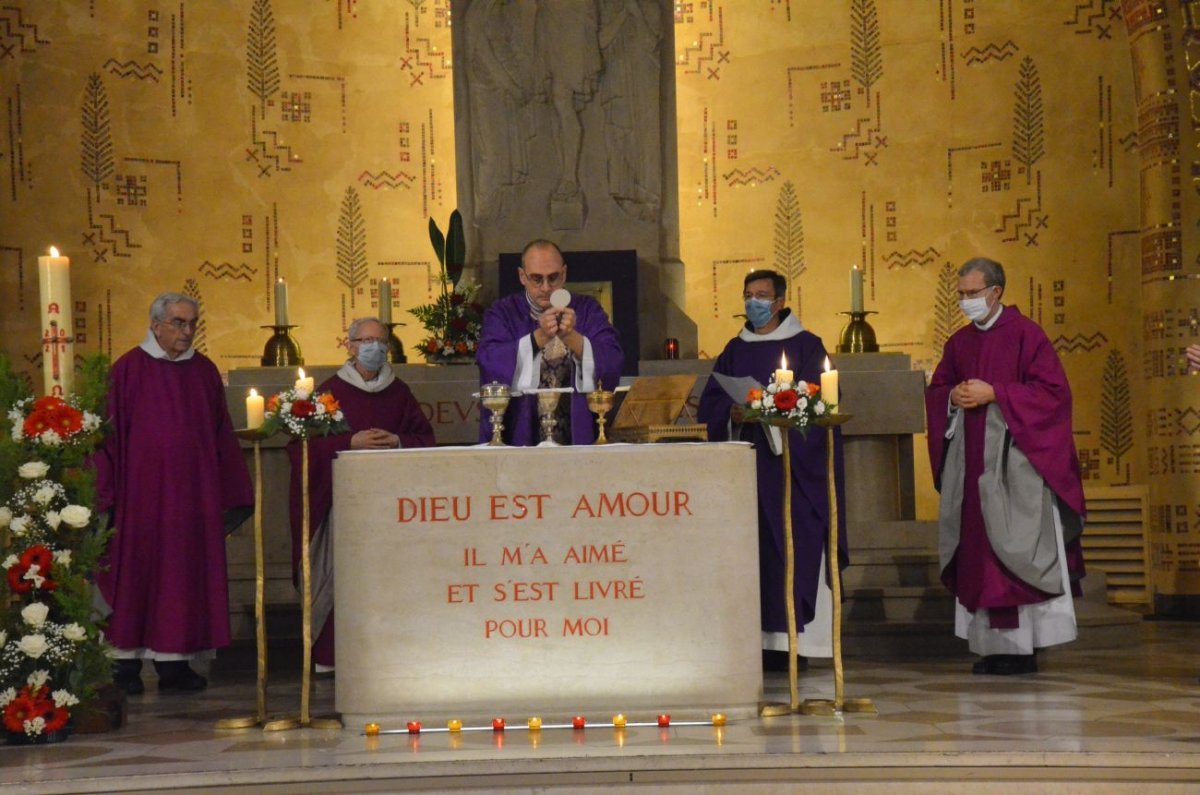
2, 2, 1196, 600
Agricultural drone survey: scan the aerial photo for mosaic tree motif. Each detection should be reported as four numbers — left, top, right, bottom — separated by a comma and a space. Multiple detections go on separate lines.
183, 278, 208, 355
1012, 56, 1044, 185
336, 186, 368, 308
850, 0, 882, 107
1100, 348, 1134, 469
80, 73, 113, 204
773, 181, 805, 297
932, 261, 959, 355
247, 0, 280, 120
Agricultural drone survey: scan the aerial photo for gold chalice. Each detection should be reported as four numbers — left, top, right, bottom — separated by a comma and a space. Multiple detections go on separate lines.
587, 383, 614, 444
480, 382, 511, 446
537, 391, 561, 446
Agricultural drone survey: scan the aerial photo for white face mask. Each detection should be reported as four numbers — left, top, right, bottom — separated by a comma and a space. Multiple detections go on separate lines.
959, 294, 992, 323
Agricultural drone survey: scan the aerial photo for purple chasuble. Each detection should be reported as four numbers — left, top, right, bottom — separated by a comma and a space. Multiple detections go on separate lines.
697, 317, 848, 635
287, 372, 435, 666
476, 291, 623, 445
94, 348, 253, 654
925, 306, 1086, 622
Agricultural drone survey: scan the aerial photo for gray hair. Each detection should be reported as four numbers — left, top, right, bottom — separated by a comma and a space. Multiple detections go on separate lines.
347, 316, 384, 342
958, 257, 1006, 294
149, 292, 199, 323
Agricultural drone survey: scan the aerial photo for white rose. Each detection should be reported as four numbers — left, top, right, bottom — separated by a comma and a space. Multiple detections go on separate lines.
59, 505, 91, 529
33, 485, 56, 505
45, 510, 61, 530
52, 690, 79, 708
21, 602, 50, 627
27, 669, 49, 689
60, 623, 86, 642
814, 402, 826, 416
0, 506, 11, 528
17, 461, 50, 479
0, 688, 14, 708
10, 515, 29, 537
53, 549, 72, 567
18, 634, 48, 658
750, 399, 763, 410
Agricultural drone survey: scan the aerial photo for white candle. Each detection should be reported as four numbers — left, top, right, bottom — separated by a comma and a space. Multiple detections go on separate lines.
850, 266, 864, 313
246, 388, 265, 429
774, 352, 793, 386
820, 356, 839, 411
294, 367, 314, 396
274, 278, 289, 326
38, 246, 73, 398
378, 278, 392, 325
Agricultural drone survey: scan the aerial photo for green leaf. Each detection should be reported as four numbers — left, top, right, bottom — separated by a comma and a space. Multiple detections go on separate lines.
445, 210, 466, 287
429, 216, 446, 269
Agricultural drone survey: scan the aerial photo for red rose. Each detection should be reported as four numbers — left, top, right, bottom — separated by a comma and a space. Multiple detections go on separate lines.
451, 318, 468, 332
291, 399, 315, 419
451, 293, 465, 306
773, 389, 799, 412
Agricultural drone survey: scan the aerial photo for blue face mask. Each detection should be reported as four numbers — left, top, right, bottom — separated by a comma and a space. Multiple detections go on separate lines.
356, 340, 388, 372
744, 297, 777, 329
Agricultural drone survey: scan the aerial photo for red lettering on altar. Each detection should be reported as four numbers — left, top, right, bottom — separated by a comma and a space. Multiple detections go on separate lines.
447, 583, 479, 603
489, 493, 550, 520
562, 617, 609, 637
562, 542, 628, 564
484, 618, 548, 639
396, 495, 472, 523
492, 580, 559, 602
570, 491, 693, 519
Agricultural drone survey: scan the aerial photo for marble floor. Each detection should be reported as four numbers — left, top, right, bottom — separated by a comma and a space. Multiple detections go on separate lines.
2, 621, 1199, 794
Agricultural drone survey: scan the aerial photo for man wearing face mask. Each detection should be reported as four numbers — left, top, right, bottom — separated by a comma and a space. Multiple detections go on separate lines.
697, 270, 847, 672
926, 257, 1086, 676
287, 317, 435, 673
476, 239, 623, 444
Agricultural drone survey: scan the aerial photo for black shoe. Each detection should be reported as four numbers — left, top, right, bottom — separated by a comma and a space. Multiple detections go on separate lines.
113, 659, 145, 695
154, 661, 208, 691
972, 654, 1036, 676
971, 655, 998, 675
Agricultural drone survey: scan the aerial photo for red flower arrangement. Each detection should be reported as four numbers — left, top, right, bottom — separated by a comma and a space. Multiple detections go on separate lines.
2, 686, 69, 735
6, 544, 57, 594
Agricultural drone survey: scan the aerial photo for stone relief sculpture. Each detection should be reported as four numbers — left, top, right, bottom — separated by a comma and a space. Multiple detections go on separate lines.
598, 0, 663, 222
465, 0, 535, 222
534, 0, 603, 228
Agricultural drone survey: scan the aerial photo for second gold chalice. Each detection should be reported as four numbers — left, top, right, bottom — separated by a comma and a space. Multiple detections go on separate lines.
587, 383, 614, 444
480, 382, 511, 446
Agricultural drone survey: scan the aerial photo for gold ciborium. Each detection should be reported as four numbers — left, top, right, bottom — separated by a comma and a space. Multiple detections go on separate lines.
537, 391, 561, 447
587, 383, 614, 444
480, 381, 511, 446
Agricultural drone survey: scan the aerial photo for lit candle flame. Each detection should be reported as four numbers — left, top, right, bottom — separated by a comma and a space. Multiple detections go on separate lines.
49, 246, 59, 257
249, 388, 258, 397
298, 367, 306, 379
780, 352, 789, 370
824, 356, 832, 372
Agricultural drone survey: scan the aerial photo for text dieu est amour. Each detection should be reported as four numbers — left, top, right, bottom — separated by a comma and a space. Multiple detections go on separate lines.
396, 490, 694, 523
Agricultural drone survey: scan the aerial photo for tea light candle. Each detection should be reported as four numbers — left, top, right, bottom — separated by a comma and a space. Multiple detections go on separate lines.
447, 719, 462, 732
820, 356, 839, 411
364, 722, 380, 736
572, 715, 586, 729
612, 713, 627, 728
657, 714, 671, 727
774, 352, 793, 385
527, 717, 542, 731
274, 278, 289, 326
245, 388, 265, 429
492, 717, 506, 731
711, 713, 728, 727
406, 720, 422, 734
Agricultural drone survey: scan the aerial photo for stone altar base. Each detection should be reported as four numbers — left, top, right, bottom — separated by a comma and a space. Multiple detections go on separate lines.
332, 442, 762, 725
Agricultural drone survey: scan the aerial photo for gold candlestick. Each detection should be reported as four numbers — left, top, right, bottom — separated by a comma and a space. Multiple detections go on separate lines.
260, 324, 303, 367
216, 428, 272, 730
264, 436, 342, 731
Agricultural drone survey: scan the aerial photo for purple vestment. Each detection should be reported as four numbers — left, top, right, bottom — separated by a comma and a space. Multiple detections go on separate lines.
697, 315, 848, 635
476, 291, 623, 445
94, 348, 253, 654
287, 372, 435, 666
925, 307, 1086, 623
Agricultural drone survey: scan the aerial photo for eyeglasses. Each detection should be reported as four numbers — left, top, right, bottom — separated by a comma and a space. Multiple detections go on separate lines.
955, 286, 994, 300
351, 337, 386, 344
522, 271, 565, 288
164, 318, 198, 331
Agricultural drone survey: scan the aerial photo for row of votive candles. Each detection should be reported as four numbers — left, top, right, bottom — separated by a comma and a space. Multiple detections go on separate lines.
244, 369, 315, 429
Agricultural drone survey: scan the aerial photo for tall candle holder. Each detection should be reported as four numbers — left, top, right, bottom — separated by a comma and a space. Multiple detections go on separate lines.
261, 324, 303, 367
836, 311, 878, 353
384, 322, 407, 364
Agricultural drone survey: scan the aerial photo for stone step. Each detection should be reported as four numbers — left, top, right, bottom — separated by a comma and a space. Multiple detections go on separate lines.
843, 550, 941, 589
847, 519, 938, 549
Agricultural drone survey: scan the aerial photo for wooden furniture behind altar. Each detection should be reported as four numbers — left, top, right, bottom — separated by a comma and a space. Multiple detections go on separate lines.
332, 442, 761, 722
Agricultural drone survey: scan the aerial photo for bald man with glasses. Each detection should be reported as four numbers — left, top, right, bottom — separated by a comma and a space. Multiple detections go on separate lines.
477, 239, 623, 445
